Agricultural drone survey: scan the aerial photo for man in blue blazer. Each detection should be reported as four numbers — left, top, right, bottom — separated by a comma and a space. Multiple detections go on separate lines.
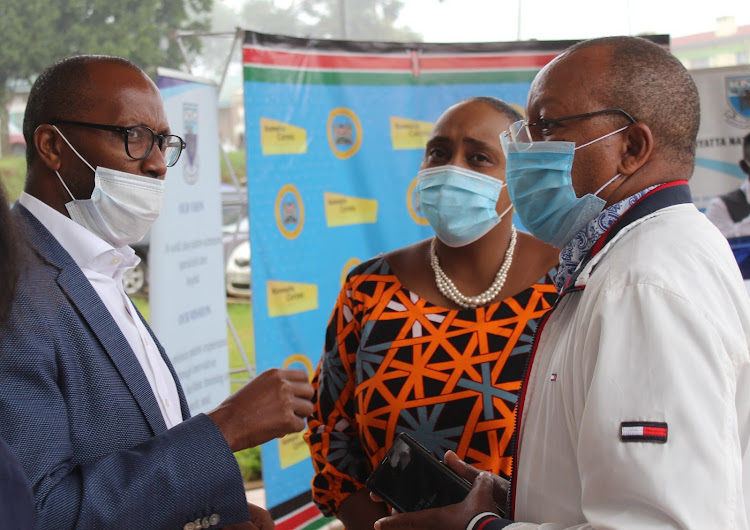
0, 180, 35, 529
0, 55, 314, 529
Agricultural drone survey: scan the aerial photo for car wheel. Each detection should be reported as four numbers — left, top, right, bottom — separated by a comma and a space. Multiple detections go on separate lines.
122, 260, 147, 295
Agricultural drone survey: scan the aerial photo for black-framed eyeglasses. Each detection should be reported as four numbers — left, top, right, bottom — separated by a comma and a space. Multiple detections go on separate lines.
526, 108, 636, 131
500, 108, 636, 155
51, 120, 186, 167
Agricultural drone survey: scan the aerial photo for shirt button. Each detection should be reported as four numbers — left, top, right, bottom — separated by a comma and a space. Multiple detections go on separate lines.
209, 514, 221, 526
183, 523, 195, 530
110, 257, 120, 265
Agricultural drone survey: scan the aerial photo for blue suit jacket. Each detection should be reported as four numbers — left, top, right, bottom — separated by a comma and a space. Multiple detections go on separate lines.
0, 436, 35, 528
0, 205, 249, 529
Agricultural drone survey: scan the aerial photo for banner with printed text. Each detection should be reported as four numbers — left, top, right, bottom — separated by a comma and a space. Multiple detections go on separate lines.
242, 31, 675, 528
151, 69, 230, 415
690, 65, 750, 210
692, 64, 750, 295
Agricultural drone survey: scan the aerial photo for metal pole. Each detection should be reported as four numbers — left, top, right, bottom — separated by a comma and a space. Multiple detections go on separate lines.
175, 35, 195, 75
219, 28, 244, 91
517, 0, 522, 41
340, 0, 348, 39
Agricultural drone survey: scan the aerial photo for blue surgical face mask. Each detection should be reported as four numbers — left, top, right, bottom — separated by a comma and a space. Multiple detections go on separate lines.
415, 165, 513, 247
502, 126, 628, 248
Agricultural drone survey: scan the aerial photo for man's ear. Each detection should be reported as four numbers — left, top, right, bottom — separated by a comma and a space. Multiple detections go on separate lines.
740, 159, 750, 176
33, 124, 64, 172
618, 122, 653, 176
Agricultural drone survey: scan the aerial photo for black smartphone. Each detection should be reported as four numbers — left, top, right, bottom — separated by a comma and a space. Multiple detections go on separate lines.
366, 433, 475, 514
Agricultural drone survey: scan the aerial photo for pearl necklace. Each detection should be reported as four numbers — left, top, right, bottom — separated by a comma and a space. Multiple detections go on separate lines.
430, 226, 517, 309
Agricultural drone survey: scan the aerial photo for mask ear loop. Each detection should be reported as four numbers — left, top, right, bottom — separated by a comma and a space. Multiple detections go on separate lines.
498, 202, 514, 220
497, 182, 515, 220
52, 125, 96, 172
52, 125, 97, 202
574, 125, 630, 151
593, 173, 622, 197
55, 170, 76, 202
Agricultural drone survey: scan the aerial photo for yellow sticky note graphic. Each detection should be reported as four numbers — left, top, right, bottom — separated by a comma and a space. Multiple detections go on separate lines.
260, 118, 307, 155
390, 116, 434, 150
278, 431, 309, 469
324, 192, 378, 227
267, 280, 318, 317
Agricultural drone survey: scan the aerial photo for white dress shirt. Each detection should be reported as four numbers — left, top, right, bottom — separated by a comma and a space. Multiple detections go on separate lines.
20, 192, 183, 429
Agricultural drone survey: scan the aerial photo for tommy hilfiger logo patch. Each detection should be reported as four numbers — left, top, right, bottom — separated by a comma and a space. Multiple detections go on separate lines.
550, 373, 558, 381
620, 421, 668, 443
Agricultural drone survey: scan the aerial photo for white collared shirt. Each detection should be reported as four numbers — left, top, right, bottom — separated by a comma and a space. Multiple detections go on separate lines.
20, 192, 183, 429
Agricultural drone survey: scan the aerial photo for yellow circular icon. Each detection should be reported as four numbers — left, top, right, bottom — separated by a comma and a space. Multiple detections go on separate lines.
340, 257, 362, 287
327, 107, 363, 160
406, 177, 429, 226
275, 184, 305, 240
283, 354, 315, 382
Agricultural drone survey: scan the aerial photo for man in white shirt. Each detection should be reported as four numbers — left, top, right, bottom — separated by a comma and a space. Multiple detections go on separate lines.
371, 36, 750, 530
704, 132, 750, 238
0, 54, 313, 530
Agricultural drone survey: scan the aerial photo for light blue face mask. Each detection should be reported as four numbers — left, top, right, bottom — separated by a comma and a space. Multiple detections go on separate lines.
501, 126, 628, 249
415, 165, 513, 247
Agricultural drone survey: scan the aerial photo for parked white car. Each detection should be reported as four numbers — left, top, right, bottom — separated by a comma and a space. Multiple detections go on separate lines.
122, 186, 249, 297
225, 240, 251, 298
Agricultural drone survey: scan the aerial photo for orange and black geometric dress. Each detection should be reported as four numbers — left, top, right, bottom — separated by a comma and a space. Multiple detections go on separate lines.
304, 255, 558, 517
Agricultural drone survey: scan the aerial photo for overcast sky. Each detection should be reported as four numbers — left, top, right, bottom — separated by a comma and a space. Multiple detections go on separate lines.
397, 0, 749, 42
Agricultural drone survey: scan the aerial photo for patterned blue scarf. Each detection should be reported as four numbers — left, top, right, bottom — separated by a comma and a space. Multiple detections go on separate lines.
553, 185, 658, 291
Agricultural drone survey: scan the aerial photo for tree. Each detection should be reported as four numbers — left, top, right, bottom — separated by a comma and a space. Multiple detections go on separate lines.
296, 0, 421, 41
188, 0, 308, 80
208, 0, 419, 41
192, 0, 422, 81
0, 0, 214, 157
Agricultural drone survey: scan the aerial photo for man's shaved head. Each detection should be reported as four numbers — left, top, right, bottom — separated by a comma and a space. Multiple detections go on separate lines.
563, 36, 700, 168
22, 55, 143, 166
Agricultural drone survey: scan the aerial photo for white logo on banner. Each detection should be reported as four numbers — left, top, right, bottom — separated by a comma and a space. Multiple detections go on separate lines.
183, 103, 200, 184
725, 75, 750, 129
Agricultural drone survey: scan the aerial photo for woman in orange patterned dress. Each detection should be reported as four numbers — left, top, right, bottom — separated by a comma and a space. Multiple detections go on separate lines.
304, 97, 560, 529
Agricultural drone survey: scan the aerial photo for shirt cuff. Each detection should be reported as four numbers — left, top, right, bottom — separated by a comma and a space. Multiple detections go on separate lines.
466, 512, 502, 530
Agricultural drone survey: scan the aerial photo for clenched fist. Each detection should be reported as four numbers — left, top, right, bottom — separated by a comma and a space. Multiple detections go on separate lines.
208, 368, 314, 452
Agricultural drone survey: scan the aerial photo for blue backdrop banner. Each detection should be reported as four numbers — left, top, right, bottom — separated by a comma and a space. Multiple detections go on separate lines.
241, 31, 668, 528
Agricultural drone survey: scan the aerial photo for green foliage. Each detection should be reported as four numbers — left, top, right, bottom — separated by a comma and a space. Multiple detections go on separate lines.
296, 0, 422, 41
218, 0, 308, 37
228, 0, 421, 41
0, 0, 213, 79
198, 0, 421, 78
220, 150, 247, 186
0, 156, 27, 203
235, 445, 263, 483
0, 0, 214, 153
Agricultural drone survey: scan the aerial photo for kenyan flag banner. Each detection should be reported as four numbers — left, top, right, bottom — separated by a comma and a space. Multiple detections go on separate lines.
241, 30, 668, 529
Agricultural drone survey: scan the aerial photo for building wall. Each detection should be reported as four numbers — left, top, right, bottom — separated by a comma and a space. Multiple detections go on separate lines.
672, 17, 750, 69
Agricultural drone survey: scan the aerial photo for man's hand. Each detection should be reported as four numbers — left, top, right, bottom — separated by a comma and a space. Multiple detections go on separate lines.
220, 503, 274, 530
248, 502, 274, 529
208, 368, 314, 452
372, 472, 500, 530
369, 451, 509, 511
444, 450, 509, 508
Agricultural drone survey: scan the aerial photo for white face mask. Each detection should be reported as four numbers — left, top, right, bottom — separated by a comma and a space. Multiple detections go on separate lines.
53, 125, 164, 248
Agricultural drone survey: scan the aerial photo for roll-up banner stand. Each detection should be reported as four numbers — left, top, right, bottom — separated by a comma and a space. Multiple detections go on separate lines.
692, 64, 750, 295
151, 68, 231, 415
